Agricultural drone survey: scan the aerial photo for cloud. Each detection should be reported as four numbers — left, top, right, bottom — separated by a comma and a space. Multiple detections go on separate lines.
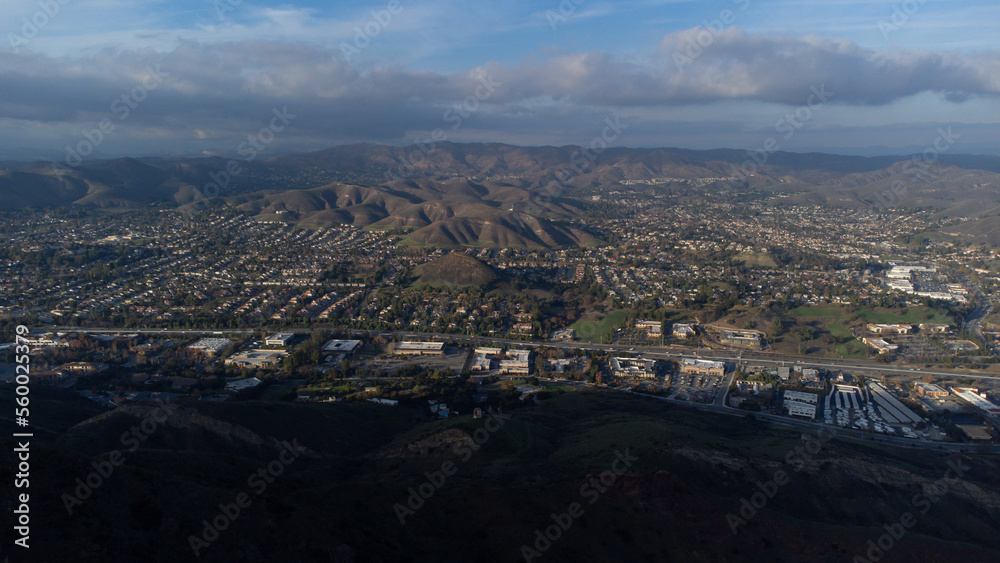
0, 29, 997, 154
473, 27, 1000, 107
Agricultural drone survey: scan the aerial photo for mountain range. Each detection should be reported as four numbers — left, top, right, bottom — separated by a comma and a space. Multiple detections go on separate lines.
4, 142, 1000, 247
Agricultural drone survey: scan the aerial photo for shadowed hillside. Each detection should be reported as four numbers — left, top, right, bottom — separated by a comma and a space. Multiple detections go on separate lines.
413, 252, 500, 287
3, 388, 999, 562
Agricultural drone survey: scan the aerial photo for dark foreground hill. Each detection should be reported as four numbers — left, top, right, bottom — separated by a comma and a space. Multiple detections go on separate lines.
414, 252, 499, 287
2, 387, 999, 563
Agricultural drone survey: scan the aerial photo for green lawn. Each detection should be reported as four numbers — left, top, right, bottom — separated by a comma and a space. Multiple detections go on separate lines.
857, 307, 952, 325
788, 305, 845, 318
836, 339, 867, 359
570, 309, 629, 343
828, 324, 852, 338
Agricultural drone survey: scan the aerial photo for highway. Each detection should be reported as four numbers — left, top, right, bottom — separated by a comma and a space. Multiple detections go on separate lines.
40, 325, 1000, 452
46, 325, 1000, 382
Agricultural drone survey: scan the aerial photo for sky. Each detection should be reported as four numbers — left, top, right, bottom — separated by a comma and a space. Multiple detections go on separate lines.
1, 0, 998, 160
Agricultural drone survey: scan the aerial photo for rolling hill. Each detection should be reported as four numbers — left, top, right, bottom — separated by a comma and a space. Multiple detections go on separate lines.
413, 252, 500, 287
6, 142, 1000, 246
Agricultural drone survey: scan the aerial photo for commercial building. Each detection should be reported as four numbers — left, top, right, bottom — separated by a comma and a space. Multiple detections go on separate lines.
950, 387, 1000, 415
956, 425, 993, 441
265, 333, 296, 347
610, 357, 656, 379
720, 330, 762, 349
673, 324, 696, 338
187, 337, 231, 356
635, 320, 662, 335
914, 381, 949, 398
777, 367, 790, 381
225, 377, 263, 391
786, 401, 816, 419
866, 324, 913, 335
800, 368, 823, 386
784, 390, 818, 404
863, 337, 898, 354
680, 358, 725, 376
868, 382, 923, 424
225, 350, 285, 368
322, 339, 362, 354
396, 341, 445, 356
472, 347, 501, 371
499, 349, 531, 374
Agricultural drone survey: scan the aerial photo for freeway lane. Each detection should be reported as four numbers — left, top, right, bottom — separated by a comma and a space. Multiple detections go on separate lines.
45, 326, 1000, 382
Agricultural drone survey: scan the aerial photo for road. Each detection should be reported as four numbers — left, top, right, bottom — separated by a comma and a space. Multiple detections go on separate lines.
47, 325, 1000, 382
958, 272, 996, 356
39, 325, 1000, 452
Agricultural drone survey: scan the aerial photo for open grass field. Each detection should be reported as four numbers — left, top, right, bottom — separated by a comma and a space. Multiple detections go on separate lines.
735, 252, 778, 268
570, 309, 629, 343
788, 305, 845, 318
857, 307, 952, 325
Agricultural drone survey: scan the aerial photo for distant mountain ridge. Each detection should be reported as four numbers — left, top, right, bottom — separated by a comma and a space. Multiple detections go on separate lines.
5, 142, 1000, 246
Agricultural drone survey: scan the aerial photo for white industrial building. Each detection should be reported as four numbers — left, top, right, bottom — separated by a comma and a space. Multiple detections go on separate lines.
265, 333, 295, 347
786, 401, 816, 419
